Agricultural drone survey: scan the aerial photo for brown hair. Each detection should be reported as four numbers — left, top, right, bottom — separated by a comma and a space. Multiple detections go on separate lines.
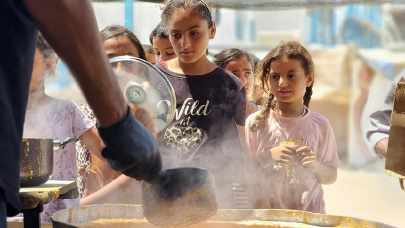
213, 48, 254, 70
251, 40, 315, 132
213, 48, 254, 98
101, 25, 146, 61
142, 44, 154, 54
161, 0, 214, 28
149, 21, 169, 45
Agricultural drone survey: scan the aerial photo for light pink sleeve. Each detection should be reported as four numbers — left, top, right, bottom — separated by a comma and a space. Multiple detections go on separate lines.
70, 101, 94, 137
318, 120, 341, 168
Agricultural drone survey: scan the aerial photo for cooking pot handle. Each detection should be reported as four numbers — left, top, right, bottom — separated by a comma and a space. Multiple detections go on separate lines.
53, 137, 80, 150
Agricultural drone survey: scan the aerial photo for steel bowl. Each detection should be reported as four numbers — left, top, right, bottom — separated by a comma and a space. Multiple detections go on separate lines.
52, 204, 395, 228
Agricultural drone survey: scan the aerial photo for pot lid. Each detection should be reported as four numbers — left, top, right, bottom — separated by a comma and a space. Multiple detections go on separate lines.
109, 56, 176, 133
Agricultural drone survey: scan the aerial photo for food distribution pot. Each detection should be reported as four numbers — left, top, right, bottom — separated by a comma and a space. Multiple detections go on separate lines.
52, 204, 395, 228
141, 168, 218, 227
20, 137, 79, 187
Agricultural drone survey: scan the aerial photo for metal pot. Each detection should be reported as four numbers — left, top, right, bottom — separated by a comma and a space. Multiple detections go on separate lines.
51, 204, 395, 228
20, 137, 79, 187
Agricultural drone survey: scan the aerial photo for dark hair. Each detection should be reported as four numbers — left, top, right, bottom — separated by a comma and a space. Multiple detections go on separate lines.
249, 53, 261, 71
37, 33, 58, 77
213, 48, 254, 70
142, 44, 154, 54
37, 33, 57, 61
149, 21, 169, 45
101, 25, 146, 61
161, 0, 213, 28
251, 40, 315, 132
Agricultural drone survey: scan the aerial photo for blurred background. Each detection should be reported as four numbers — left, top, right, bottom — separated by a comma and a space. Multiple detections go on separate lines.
46, 1, 405, 226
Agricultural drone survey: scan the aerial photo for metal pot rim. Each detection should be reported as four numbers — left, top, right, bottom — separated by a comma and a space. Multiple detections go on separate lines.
51, 204, 396, 228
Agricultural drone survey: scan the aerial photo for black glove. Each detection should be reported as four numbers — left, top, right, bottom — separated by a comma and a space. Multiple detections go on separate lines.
97, 106, 162, 182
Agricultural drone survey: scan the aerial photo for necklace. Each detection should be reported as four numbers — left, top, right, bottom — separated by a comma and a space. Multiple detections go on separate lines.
272, 105, 307, 118
298, 105, 307, 118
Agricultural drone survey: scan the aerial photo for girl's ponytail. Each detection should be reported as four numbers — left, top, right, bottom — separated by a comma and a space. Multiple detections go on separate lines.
250, 93, 274, 132
303, 84, 313, 107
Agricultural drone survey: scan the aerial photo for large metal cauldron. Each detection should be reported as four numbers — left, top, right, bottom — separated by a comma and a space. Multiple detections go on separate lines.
20, 137, 79, 187
52, 204, 395, 228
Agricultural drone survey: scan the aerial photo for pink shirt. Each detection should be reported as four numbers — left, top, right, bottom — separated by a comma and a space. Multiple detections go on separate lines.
245, 109, 341, 214
23, 98, 93, 222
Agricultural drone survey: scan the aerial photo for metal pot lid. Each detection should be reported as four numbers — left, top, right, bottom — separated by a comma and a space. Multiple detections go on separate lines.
109, 56, 176, 133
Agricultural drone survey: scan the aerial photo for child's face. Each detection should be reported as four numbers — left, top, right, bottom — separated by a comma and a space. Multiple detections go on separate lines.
103, 36, 141, 75
152, 36, 176, 63
145, 51, 157, 64
103, 36, 140, 59
166, 10, 215, 64
224, 57, 253, 95
268, 58, 313, 105
29, 49, 47, 91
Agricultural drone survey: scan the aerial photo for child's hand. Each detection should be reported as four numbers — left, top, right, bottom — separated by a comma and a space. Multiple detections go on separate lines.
267, 145, 297, 164
296, 146, 318, 170
129, 103, 157, 138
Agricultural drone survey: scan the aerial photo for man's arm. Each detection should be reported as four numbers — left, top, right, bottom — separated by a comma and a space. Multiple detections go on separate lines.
24, 0, 162, 181
366, 81, 396, 157
375, 138, 389, 159
23, 0, 126, 127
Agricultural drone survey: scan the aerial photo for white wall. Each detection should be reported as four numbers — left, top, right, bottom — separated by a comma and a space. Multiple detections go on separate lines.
92, 2, 162, 44
132, 2, 163, 44
92, 3, 125, 30
254, 9, 306, 47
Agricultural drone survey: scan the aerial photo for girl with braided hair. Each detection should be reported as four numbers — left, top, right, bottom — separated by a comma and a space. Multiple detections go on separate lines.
245, 40, 340, 213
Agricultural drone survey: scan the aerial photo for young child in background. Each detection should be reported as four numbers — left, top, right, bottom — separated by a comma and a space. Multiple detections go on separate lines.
245, 40, 340, 213
155, 0, 246, 209
149, 20, 176, 64
10, 34, 104, 223
77, 25, 149, 205
142, 44, 156, 64
213, 48, 261, 116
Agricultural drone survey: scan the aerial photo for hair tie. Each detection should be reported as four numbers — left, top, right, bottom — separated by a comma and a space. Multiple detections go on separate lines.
198, 0, 210, 10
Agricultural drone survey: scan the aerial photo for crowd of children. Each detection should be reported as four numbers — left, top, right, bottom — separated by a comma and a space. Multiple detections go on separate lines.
14, 0, 341, 222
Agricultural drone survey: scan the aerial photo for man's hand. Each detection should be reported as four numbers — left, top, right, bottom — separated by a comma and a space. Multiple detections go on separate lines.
375, 138, 389, 159
98, 106, 162, 182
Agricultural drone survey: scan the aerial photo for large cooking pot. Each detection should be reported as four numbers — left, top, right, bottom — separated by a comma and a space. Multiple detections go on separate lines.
20, 137, 79, 187
52, 204, 395, 228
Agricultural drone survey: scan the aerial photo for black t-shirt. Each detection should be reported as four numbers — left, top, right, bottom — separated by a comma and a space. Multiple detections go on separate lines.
0, 0, 38, 216
156, 62, 246, 187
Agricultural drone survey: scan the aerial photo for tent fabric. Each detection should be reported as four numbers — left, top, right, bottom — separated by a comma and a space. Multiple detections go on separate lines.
92, 0, 404, 10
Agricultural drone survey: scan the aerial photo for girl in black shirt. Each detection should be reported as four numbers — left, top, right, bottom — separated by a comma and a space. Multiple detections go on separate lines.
156, 0, 247, 209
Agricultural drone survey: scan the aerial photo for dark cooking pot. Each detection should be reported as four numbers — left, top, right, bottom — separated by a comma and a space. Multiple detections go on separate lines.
51, 204, 396, 228
142, 168, 218, 227
20, 137, 79, 187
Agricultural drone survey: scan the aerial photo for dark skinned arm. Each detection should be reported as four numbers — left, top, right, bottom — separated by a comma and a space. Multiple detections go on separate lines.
23, 0, 126, 127
24, 0, 163, 181
375, 137, 389, 159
